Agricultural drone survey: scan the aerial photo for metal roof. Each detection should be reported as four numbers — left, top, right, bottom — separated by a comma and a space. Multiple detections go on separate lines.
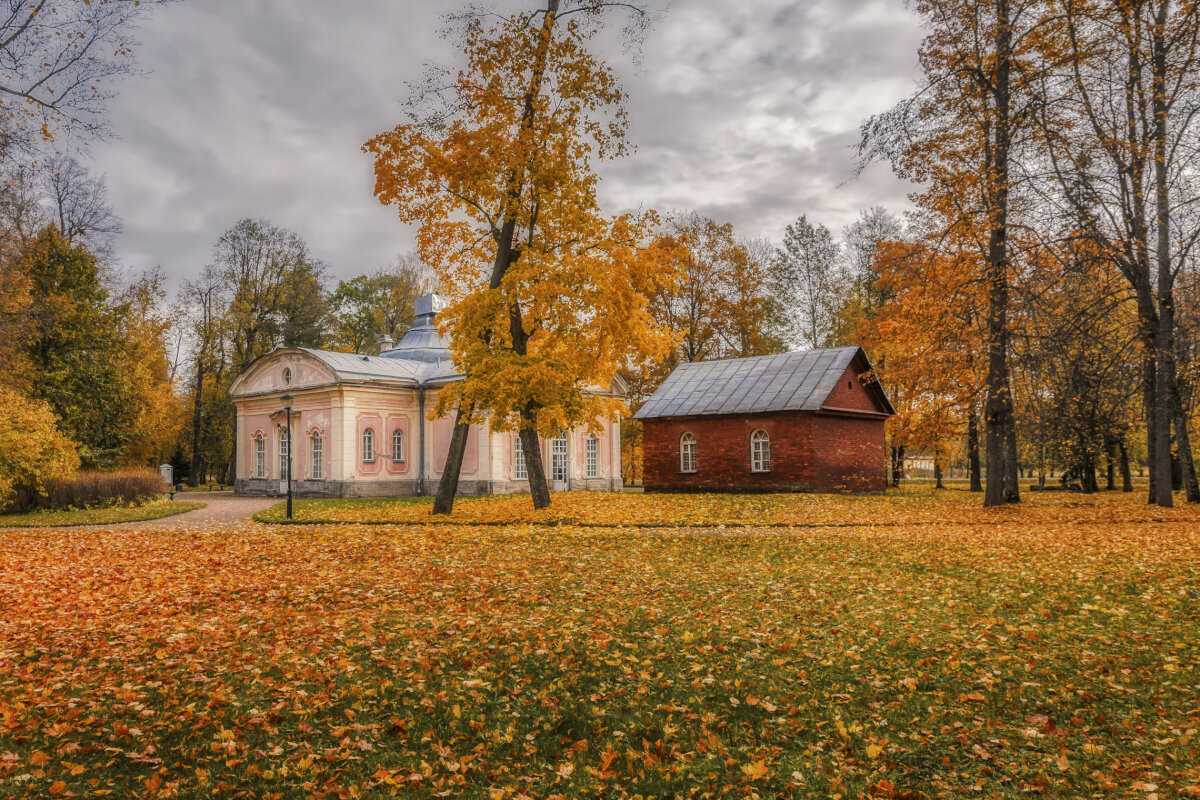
296, 348, 459, 386
633, 346, 894, 420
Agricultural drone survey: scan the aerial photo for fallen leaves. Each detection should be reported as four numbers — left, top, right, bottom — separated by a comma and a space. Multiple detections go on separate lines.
0, 496, 1197, 797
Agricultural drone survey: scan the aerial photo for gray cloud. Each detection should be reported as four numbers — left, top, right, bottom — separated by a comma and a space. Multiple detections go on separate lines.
89, 0, 924, 290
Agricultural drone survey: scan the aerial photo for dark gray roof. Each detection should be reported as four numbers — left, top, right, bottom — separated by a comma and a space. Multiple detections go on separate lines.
633, 346, 894, 420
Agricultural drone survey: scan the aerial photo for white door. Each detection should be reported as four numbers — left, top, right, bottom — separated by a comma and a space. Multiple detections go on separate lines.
551, 435, 569, 491
278, 431, 290, 495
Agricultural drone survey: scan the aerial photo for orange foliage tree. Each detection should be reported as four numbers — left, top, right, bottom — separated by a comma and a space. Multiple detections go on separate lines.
365, 2, 672, 511
855, 240, 988, 489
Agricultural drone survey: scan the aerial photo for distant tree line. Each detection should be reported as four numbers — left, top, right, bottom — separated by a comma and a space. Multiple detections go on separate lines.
176, 219, 430, 485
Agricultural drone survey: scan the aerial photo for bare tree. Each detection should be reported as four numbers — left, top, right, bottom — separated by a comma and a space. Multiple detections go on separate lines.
0, 0, 174, 158
38, 155, 122, 259
770, 215, 840, 349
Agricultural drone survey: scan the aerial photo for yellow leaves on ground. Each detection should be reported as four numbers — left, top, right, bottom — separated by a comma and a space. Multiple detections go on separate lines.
1, 502, 1198, 797
254, 486, 1200, 528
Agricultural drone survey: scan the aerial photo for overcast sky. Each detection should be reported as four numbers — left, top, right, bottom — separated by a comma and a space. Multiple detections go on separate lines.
88, 0, 925, 290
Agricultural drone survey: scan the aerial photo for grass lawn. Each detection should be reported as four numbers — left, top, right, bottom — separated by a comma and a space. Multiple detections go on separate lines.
0, 498, 204, 528
253, 486, 1200, 527
0, 495, 1197, 798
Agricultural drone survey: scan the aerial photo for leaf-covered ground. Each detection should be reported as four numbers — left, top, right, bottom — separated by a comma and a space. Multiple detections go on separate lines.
253, 488, 1200, 528
0, 500, 204, 528
1, 500, 1198, 798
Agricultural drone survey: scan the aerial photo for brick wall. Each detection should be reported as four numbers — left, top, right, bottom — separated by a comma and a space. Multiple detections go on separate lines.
643, 410, 886, 493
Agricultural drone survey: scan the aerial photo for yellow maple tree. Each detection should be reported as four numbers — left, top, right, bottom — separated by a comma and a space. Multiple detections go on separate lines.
365, 2, 673, 510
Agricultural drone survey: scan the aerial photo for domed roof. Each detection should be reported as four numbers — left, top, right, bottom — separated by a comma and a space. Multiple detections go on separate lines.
379, 292, 453, 365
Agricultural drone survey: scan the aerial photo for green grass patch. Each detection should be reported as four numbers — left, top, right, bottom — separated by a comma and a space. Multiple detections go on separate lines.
0, 498, 204, 528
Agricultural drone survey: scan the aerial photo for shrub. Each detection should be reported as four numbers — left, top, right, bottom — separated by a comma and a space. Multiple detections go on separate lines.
43, 468, 166, 510
0, 387, 80, 512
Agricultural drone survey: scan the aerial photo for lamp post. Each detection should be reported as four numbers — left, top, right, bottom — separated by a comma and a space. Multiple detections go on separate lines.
281, 393, 294, 520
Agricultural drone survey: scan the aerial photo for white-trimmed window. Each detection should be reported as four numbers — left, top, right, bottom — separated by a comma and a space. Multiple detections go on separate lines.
362, 428, 375, 463
680, 432, 697, 473
514, 435, 527, 480
392, 429, 404, 463
751, 429, 771, 473
282, 367, 292, 386
586, 434, 599, 478
254, 434, 265, 478
279, 430, 290, 481
311, 433, 323, 480
551, 435, 569, 484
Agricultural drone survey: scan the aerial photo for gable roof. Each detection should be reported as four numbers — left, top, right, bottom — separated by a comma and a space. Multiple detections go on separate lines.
632, 346, 895, 420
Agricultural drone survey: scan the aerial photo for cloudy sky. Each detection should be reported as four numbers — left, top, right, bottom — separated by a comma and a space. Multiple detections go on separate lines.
89, 0, 925, 289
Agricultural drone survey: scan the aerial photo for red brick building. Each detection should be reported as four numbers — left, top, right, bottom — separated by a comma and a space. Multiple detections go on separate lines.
635, 347, 894, 493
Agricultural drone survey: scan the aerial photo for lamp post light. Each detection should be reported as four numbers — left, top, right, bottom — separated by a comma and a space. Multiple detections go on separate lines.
281, 393, 294, 520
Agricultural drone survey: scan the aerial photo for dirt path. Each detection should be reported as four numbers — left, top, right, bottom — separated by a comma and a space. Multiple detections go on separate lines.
101, 492, 279, 531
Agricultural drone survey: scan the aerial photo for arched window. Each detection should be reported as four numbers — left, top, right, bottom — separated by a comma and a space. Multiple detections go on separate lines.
586, 434, 599, 478
282, 367, 292, 386
254, 434, 266, 479
392, 429, 405, 463
513, 435, 527, 480
680, 432, 697, 473
311, 433, 323, 480
279, 430, 290, 481
362, 428, 375, 463
751, 429, 771, 473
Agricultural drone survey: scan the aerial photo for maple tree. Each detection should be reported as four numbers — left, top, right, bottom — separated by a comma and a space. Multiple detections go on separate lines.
855, 239, 988, 489
365, 1, 670, 511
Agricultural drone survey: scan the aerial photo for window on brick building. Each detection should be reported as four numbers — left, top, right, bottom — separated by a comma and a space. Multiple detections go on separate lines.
751, 429, 771, 472
680, 432, 697, 473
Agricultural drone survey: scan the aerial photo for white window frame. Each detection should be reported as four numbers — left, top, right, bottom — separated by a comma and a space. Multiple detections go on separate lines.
680, 432, 697, 473
751, 429, 771, 473
279, 429, 290, 481
514, 435, 527, 480
586, 434, 599, 478
551, 435, 569, 484
392, 428, 404, 463
310, 432, 323, 480
362, 428, 375, 463
254, 434, 265, 479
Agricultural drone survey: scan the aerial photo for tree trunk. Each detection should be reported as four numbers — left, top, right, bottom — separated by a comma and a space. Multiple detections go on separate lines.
519, 422, 551, 509
225, 407, 238, 487
983, 0, 1019, 507
1150, 6, 1176, 508
1105, 435, 1116, 491
1169, 364, 1200, 503
967, 408, 983, 492
934, 458, 945, 490
433, 406, 473, 515
189, 364, 204, 487
429, 2, 561, 513
1119, 438, 1133, 492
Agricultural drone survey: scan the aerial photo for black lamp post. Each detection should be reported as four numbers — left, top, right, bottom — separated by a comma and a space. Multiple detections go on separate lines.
281, 393, 294, 520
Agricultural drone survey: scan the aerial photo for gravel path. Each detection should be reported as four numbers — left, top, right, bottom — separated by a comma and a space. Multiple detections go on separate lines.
101, 492, 279, 531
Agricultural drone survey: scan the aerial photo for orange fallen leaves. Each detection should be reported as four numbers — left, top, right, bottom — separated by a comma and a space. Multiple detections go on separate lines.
0, 499, 1197, 797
